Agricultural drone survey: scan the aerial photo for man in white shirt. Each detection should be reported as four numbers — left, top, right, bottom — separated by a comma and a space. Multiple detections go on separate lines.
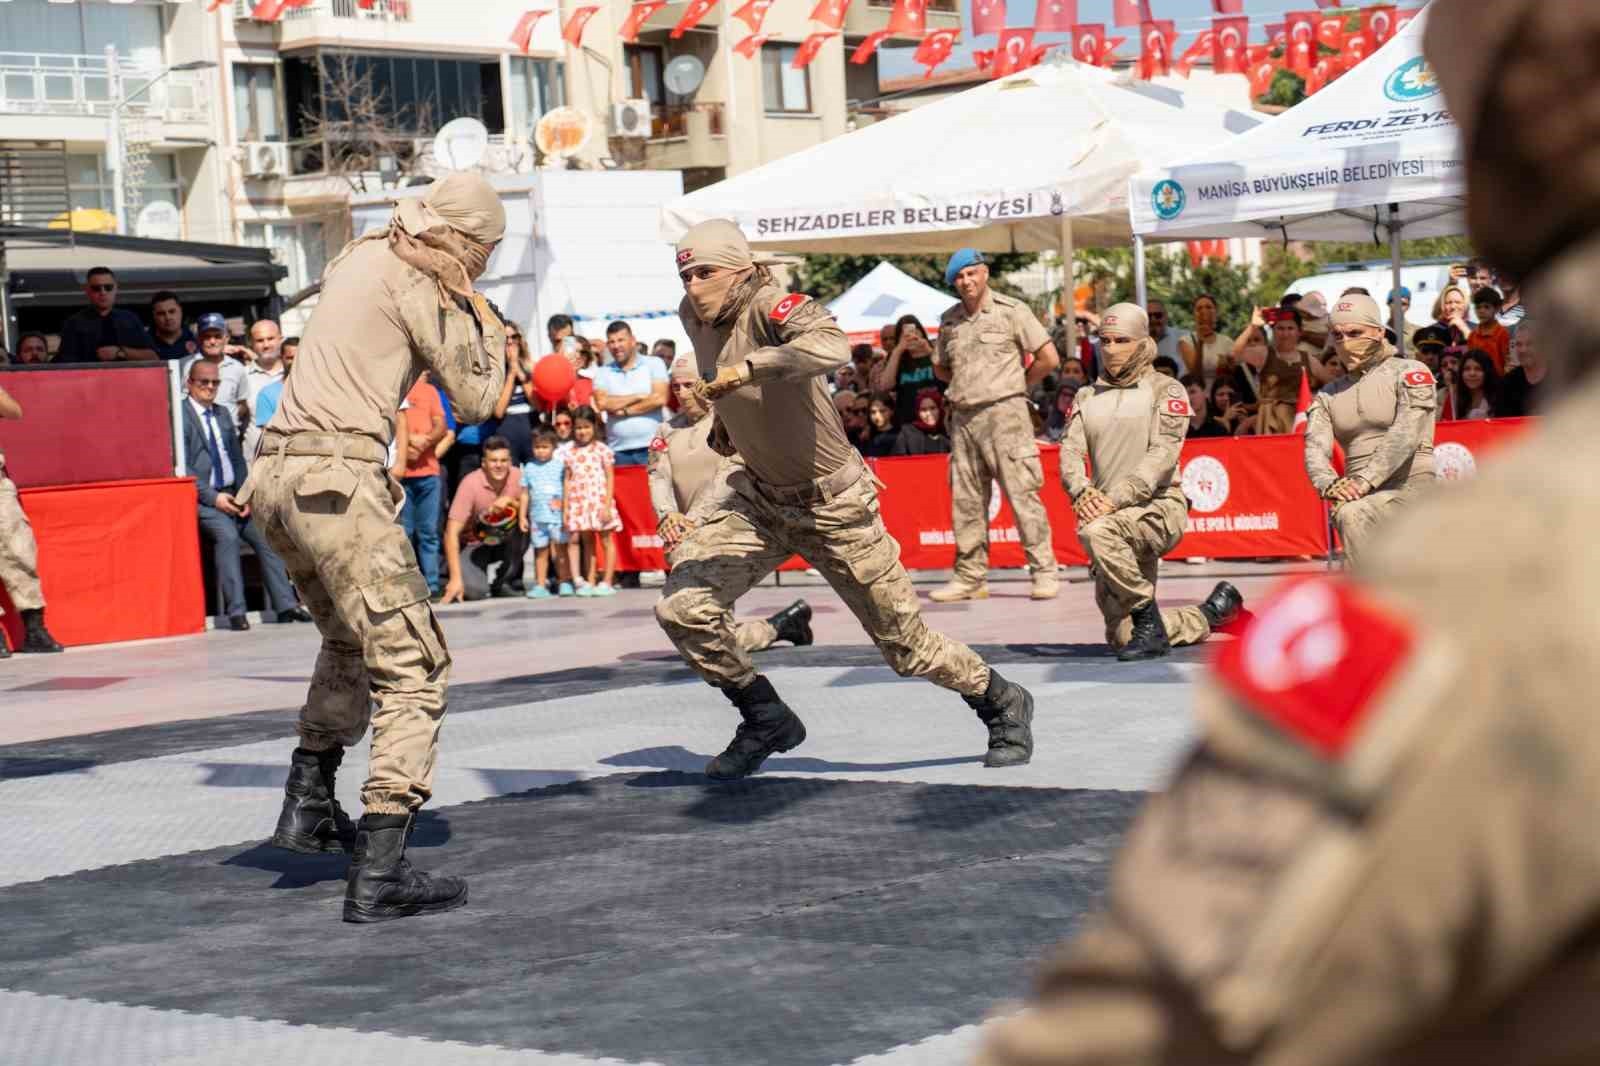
242, 318, 286, 456
180, 313, 249, 415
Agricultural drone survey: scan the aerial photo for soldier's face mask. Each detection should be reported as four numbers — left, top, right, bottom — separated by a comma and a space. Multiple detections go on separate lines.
1332, 327, 1385, 372
683, 266, 752, 325
1101, 336, 1138, 375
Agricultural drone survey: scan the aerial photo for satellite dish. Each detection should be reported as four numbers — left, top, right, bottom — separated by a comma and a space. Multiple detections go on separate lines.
433, 116, 489, 170
534, 106, 593, 158
663, 55, 705, 96
135, 200, 182, 240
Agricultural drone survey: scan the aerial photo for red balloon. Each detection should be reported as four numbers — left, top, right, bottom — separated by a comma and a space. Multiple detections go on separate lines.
531, 354, 576, 405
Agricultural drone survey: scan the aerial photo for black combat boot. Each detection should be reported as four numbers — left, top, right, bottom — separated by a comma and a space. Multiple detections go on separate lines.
963, 669, 1034, 768
1198, 581, 1244, 630
270, 747, 358, 854
705, 675, 807, 780
767, 599, 814, 647
343, 813, 468, 924
1117, 602, 1170, 662
18, 609, 62, 653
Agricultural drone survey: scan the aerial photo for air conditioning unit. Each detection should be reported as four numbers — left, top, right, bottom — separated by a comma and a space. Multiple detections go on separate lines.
241, 141, 289, 179
612, 99, 652, 138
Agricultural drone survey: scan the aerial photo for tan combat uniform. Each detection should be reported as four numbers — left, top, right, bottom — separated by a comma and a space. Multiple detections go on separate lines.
0, 443, 45, 621
647, 412, 775, 654
1059, 371, 1211, 649
1303, 350, 1436, 565
935, 291, 1055, 584
242, 237, 506, 815
657, 280, 990, 696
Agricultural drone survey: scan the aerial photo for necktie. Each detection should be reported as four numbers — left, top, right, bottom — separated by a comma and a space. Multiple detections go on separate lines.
204, 408, 226, 491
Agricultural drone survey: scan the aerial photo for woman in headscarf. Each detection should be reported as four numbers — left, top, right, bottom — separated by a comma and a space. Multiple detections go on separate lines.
1058, 302, 1242, 662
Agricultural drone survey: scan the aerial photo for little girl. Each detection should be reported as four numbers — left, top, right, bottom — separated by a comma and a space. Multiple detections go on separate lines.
562, 406, 620, 596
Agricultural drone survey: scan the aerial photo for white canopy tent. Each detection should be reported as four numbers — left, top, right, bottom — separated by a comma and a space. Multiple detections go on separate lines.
826, 261, 956, 341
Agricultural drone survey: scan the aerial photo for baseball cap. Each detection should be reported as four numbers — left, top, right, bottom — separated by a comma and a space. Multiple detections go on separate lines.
1388, 286, 1412, 302
944, 248, 986, 288
197, 312, 227, 335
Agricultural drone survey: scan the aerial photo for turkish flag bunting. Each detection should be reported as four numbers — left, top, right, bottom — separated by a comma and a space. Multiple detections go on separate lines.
809, 0, 851, 30
618, 1, 665, 42
1363, 5, 1396, 43
885, 0, 926, 36
207, 0, 231, 10
1173, 30, 1211, 78
1247, 43, 1272, 65
510, 9, 553, 51
733, 32, 770, 57
1248, 57, 1279, 97
1340, 29, 1374, 67
850, 30, 890, 63
1098, 35, 1126, 66
1026, 42, 1051, 65
670, 0, 718, 37
1211, 0, 1242, 12
1306, 54, 1341, 95
974, 49, 995, 69
792, 30, 838, 67
1186, 240, 1228, 269
1069, 23, 1104, 65
730, 0, 773, 32
1394, 7, 1422, 34
991, 27, 1036, 77
1265, 23, 1286, 50
1312, 0, 1341, 7
1212, 16, 1247, 74
972, 0, 1005, 35
562, 5, 600, 44
357, 0, 377, 7
1032, 0, 1075, 34
1138, 19, 1175, 79
1316, 14, 1344, 49
915, 28, 961, 75
1284, 11, 1318, 75
1111, 0, 1150, 28
250, 0, 291, 19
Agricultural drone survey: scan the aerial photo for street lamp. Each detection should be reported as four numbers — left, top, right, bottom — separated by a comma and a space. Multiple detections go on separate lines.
106, 50, 218, 235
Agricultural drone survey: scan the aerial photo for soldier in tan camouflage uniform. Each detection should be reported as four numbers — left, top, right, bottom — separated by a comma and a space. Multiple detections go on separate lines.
1058, 304, 1242, 662
242, 173, 507, 923
929, 249, 1060, 603
656, 220, 1036, 779
978, 5, 1600, 1062
0, 383, 63, 657
1303, 292, 1438, 566
649, 353, 813, 654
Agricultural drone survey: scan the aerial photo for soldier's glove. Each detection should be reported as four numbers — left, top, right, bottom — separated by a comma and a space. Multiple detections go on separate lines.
1073, 487, 1114, 523
1324, 476, 1369, 503
658, 511, 694, 551
706, 416, 737, 458
695, 362, 752, 403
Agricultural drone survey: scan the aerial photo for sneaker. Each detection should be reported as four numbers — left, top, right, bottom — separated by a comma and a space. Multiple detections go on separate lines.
557, 582, 576, 597
526, 586, 552, 599
577, 585, 596, 598
592, 582, 616, 597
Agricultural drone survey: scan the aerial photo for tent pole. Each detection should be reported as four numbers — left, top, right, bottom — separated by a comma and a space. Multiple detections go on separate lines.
1059, 215, 1076, 355
1388, 202, 1405, 355
1133, 235, 1148, 308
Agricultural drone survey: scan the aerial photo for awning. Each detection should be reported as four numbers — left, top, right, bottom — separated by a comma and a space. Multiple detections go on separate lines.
2, 228, 285, 308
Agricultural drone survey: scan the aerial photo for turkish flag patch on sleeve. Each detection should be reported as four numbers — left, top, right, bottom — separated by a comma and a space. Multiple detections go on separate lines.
1212, 576, 1415, 759
649, 435, 668, 451
1166, 397, 1191, 416
1403, 368, 1435, 387
770, 293, 810, 324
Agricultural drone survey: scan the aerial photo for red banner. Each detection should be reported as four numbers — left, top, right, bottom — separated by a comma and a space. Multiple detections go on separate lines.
0, 366, 175, 488
1032, 0, 1074, 34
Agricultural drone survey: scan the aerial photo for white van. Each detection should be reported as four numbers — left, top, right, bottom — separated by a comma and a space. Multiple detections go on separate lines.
1284, 260, 1460, 329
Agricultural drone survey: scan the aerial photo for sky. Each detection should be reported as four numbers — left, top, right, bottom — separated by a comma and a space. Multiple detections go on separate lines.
875, 0, 1353, 85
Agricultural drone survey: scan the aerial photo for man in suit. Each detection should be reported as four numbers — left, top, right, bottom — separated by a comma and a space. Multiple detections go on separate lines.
183, 356, 308, 630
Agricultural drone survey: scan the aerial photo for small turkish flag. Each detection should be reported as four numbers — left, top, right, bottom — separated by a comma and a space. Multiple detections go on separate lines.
509, 9, 552, 52
1265, 23, 1286, 51
1306, 54, 1341, 95
1248, 57, 1279, 97
1173, 29, 1211, 78
1364, 4, 1396, 43
885, 0, 925, 36
1032, 0, 1074, 34
792, 30, 837, 68
809, 0, 850, 30
974, 48, 995, 69
730, 0, 772, 32
972, 0, 1005, 35
1211, 0, 1242, 12
618, 1, 665, 43
670, 0, 717, 38
733, 32, 770, 57
561, 4, 599, 45
1293, 370, 1313, 433
1212, 16, 1247, 74
1069, 23, 1104, 65
850, 29, 890, 63
1316, 14, 1343, 49
1111, 0, 1149, 28
251, 0, 292, 19
1137, 19, 1175, 80
1394, 7, 1422, 34
991, 27, 1035, 77
915, 28, 960, 75
1340, 30, 1374, 67
1098, 35, 1126, 67
1284, 10, 1318, 75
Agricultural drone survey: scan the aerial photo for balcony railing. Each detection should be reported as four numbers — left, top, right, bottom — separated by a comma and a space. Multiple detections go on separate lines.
650, 102, 724, 140
0, 53, 209, 123
277, 0, 414, 22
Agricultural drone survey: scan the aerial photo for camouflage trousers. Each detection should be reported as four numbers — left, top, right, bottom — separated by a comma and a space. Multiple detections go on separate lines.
948, 397, 1055, 584
657, 467, 990, 696
243, 442, 450, 815
1333, 487, 1410, 567
1078, 494, 1210, 649
665, 548, 778, 655
0, 471, 44, 616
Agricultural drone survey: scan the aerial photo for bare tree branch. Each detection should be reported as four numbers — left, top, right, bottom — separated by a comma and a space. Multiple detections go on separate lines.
296, 53, 436, 192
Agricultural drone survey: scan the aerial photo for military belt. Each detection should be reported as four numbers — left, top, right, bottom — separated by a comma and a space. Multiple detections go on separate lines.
757, 457, 864, 506
262, 431, 388, 466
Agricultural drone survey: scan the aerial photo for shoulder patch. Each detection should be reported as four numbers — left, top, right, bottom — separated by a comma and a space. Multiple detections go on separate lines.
1165, 396, 1192, 417
1213, 576, 1415, 759
1403, 367, 1435, 388
770, 293, 810, 324
649, 435, 668, 451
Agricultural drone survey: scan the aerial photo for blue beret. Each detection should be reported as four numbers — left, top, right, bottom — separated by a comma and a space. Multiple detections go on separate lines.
1387, 286, 1411, 302
944, 248, 986, 288
197, 312, 227, 335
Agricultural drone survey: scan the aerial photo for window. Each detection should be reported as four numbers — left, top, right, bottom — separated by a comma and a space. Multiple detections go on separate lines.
508, 56, 564, 139
67, 152, 183, 229
232, 64, 282, 142
0, 0, 162, 65
624, 45, 665, 105
243, 220, 327, 297
760, 44, 811, 114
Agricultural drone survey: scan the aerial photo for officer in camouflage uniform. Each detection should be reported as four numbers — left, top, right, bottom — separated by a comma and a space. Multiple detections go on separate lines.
930, 249, 1060, 603
1303, 292, 1438, 566
656, 220, 1036, 779
1058, 304, 1242, 662
977, 4, 1600, 1061
649, 353, 813, 654
243, 173, 507, 923
0, 382, 64, 657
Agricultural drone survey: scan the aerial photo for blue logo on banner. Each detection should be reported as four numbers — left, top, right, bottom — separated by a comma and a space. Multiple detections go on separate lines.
1151, 180, 1187, 221
1384, 56, 1440, 102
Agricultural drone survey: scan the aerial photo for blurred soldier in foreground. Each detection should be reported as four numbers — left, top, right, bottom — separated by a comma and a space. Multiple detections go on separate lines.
978, 3, 1600, 1062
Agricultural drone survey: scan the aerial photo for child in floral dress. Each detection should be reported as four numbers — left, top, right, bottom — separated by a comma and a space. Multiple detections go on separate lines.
562, 406, 620, 596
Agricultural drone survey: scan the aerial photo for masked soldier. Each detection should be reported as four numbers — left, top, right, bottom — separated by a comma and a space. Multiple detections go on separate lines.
656, 220, 1036, 779
649, 353, 813, 654
977, 4, 1600, 1062
1058, 304, 1242, 661
0, 382, 64, 657
929, 249, 1061, 603
1304, 292, 1438, 566
244, 173, 507, 923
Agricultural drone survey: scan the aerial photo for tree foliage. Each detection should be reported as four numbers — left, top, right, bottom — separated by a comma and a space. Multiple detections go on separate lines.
794, 252, 1041, 306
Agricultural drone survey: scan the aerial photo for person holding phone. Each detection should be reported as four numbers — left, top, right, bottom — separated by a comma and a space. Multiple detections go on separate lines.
870, 314, 944, 427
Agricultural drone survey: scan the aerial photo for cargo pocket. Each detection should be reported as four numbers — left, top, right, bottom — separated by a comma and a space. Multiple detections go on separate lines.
293, 459, 359, 517
1008, 444, 1044, 494
360, 568, 448, 675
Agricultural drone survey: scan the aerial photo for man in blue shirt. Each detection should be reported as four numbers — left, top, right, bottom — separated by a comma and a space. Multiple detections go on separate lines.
592, 320, 669, 466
